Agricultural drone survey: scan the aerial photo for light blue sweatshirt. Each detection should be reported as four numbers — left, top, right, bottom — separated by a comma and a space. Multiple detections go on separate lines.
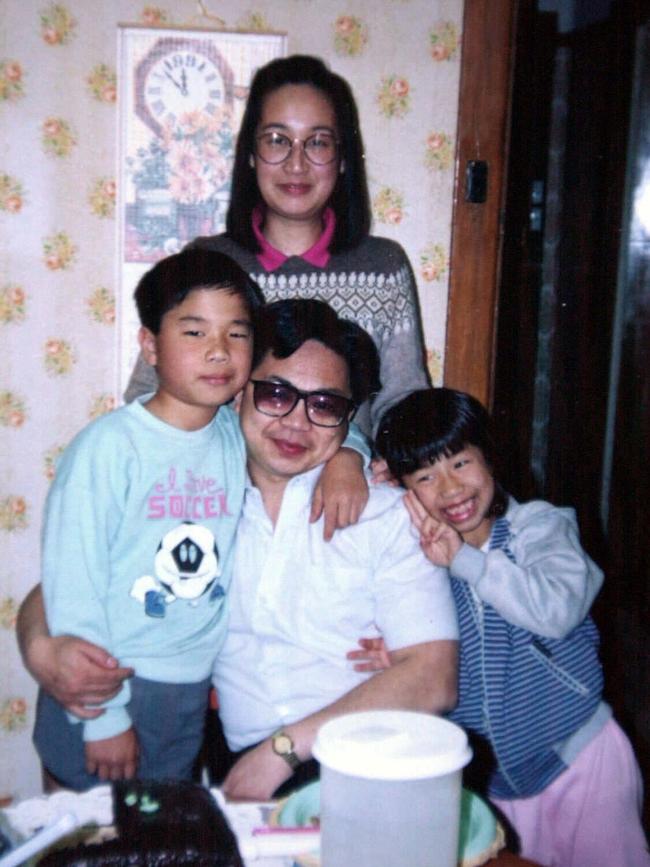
41, 396, 369, 743
42, 397, 247, 742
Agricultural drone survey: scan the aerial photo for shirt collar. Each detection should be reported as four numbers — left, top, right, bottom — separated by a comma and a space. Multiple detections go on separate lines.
252, 206, 335, 271
244, 463, 323, 499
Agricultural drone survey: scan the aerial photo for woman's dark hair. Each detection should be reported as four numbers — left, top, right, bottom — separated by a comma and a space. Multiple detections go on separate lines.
376, 388, 507, 517
134, 249, 264, 334
252, 299, 381, 407
227, 54, 371, 254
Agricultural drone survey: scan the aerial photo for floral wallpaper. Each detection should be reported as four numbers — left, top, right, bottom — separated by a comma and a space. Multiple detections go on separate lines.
0, 0, 463, 800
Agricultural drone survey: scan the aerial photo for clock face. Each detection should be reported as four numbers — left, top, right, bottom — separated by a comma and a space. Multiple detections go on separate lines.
135, 38, 232, 136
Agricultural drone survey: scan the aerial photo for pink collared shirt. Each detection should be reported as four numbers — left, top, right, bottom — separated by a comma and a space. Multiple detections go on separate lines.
251, 206, 335, 271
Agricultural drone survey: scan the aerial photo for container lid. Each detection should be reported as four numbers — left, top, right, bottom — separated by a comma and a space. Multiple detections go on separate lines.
312, 710, 472, 780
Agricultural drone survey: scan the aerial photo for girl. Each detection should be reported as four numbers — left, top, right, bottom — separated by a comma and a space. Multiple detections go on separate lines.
370, 387, 650, 867
126, 54, 429, 437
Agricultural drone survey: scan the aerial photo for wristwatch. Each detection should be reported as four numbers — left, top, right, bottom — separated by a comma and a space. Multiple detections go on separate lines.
271, 729, 301, 770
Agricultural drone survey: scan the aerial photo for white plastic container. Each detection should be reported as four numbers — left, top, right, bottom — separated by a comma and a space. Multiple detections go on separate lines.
312, 710, 472, 867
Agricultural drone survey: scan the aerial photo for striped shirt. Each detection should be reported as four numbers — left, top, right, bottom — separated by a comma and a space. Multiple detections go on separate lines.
449, 513, 604, 799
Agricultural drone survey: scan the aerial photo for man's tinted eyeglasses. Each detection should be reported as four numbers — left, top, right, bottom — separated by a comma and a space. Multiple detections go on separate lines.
251, 380, 356, 428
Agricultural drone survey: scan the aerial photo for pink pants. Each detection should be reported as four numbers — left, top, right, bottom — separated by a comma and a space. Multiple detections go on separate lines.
492, 719, 650, 867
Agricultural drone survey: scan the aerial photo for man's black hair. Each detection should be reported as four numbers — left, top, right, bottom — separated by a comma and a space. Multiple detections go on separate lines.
252, 298, 381, 407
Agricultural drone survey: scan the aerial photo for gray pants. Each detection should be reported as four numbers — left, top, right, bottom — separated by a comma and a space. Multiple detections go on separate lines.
33, 675, 211, 791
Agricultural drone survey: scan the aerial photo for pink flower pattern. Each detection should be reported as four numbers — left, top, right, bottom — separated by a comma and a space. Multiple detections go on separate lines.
2, 0, 454, 793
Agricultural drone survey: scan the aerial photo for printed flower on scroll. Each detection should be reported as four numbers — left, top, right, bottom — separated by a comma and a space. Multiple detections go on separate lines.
0, 392, 26, 428
168, 111, 233, 203
0, 698, 27, 732
40, 3, 77, 45
89, 177, 116, 218
420, 243, 448, 282
87, 64, 117, 103
44, 444, 66, 482
89, 394, 117, 420
0, 175, 23, 213
0, 598, 18, 630
141, 5, 169, 26
44, 338, 75, 375
429, 21, 459, 61
377, 76, 411, 118
0, 496, 27, 532
42, 117, 77, 157
43, 232, 77, 270
373, 187, 405, 225
0, 60, 24, 103
334, 15, 367, 56
87, 287, 116, 325
130, 108, 233, 207
426, 348, 443, 386
424, 131, 453, 171
0, 285, 26, 323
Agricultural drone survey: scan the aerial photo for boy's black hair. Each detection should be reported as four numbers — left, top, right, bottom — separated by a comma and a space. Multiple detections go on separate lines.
252, 298, 381, 407
376, 388, 507, 516
134, 249, 264, 334
226, 54, 371, 254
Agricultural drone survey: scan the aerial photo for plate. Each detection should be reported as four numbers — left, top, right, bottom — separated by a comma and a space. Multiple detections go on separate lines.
272, 782, 505, 867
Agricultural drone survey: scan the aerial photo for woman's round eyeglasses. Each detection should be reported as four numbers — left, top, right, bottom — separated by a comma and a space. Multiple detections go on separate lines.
254, 131, 339, 166
251, 380, 356, 428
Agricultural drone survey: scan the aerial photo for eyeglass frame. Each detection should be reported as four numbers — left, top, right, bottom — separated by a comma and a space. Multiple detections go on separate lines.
253, 131, 340, 166
250, 379, 357, 427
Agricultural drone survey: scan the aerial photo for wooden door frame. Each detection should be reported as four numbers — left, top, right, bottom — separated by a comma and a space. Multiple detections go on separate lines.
444, 0, 518, 407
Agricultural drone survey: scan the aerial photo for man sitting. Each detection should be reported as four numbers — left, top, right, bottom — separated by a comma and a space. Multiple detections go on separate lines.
18, 299, 458, 799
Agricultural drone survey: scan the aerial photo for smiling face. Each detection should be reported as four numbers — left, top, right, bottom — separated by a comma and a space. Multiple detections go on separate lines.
253, 84, 340, 234
139, 287, 253, 431
238, 339, 351, 492
402, 446, 496, 547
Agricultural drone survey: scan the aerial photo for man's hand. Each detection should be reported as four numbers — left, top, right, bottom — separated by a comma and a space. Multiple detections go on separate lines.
404, 491, 463, 566
85, 728, 139, 780
17, 584, 133, 716
369, 457, 398, 486
221, 740, 292, 801
346, 636, 391, 672
29, 634, 133, 718
311, 447, 369, 540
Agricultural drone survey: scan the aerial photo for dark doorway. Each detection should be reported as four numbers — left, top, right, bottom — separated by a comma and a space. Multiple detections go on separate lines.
492, 0, 650, 828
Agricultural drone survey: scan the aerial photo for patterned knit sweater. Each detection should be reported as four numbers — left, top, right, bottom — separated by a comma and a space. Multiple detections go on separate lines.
125, 234, 429, 437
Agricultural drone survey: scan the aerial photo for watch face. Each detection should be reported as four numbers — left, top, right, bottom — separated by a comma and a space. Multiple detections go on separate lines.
274, 733, 292, 754
135, 37, 233, 136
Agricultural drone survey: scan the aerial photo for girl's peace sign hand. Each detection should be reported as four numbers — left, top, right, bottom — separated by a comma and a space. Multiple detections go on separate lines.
403, 490, 463, 567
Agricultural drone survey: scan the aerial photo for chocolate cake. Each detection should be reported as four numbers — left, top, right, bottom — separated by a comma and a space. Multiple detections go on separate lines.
39, 780, 244, 866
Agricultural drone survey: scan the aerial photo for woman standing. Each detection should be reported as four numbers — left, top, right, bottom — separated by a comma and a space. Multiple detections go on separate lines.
126, 54, 429, 436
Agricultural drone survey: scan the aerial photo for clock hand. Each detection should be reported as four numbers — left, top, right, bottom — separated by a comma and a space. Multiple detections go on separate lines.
180, 68, 188, 97
164, 70, 183, 93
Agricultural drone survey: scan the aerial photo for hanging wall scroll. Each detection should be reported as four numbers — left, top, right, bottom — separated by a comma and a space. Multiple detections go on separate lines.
116, 25, 286, 394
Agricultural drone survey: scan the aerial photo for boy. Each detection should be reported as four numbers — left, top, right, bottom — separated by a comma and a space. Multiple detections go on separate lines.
35, 249, 264, 790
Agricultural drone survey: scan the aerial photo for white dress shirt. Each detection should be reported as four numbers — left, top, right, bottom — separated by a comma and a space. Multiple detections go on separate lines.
214, 466, 458, 750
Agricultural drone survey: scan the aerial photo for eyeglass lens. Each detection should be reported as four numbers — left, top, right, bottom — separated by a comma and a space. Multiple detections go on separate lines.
252, 380, 353, 427
255, 131, 338, 165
